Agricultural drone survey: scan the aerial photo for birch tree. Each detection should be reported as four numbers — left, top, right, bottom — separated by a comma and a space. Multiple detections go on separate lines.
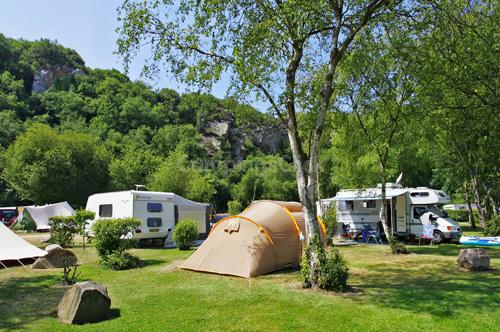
117, 0, 403, 286
337, 23, 416, 251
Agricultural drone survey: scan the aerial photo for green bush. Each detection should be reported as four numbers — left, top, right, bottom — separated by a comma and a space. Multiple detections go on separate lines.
49, 216, 78, 247
484, 215, 499, 236
301, 235, 349, 292
447, 210, 479, 224
92, 218, 142, 269
173, 219, 198, 250
74, 209, 95, 249
12, 216, 37, 232
101, 252, 144, 270
227, 200, 243, 215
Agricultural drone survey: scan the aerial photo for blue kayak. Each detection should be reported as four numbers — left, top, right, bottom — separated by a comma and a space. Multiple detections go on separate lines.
459, 236, 500, 247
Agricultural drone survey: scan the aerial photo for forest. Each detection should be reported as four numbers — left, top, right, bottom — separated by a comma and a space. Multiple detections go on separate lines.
0, 0, 498, 229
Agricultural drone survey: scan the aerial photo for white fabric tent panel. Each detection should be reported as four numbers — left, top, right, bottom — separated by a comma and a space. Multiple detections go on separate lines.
25, 202, 75, 231
0, 222, 47, 261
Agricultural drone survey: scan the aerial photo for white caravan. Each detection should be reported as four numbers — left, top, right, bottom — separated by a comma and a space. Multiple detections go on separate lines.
85, 191, 211, 243
321, 183, 461, 243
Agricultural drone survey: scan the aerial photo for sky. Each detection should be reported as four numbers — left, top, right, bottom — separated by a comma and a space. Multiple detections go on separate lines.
0, 0, 264, 109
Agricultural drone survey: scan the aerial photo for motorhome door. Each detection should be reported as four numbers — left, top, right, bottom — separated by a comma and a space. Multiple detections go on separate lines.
395, 195, 407, 234
411, 206, 428, 236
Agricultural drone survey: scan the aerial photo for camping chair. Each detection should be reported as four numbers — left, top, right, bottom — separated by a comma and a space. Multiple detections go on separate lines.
419, 224, 434, 246
366, 226, 382, 244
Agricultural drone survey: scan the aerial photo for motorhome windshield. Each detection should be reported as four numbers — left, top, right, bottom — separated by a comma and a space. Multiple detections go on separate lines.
428, 205, 447, 217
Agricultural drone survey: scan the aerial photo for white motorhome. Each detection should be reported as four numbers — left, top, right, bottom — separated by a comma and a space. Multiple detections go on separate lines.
85, 190, 211, 243
321, 183, 461, 243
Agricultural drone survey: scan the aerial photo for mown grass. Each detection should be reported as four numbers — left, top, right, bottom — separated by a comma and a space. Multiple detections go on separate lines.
0, 236, 499, 331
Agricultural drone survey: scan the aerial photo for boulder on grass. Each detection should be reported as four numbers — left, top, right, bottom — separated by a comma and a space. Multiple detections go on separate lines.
32, 247, 77, 269
457, 248, 490, 271
45, 244, 63, 252
57, 281, 111, 324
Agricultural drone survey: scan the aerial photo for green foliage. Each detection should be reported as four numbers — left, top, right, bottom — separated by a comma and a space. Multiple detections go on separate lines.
301, 235, 349, 292
484, 215, 499, 237
322, 205, 337, 245
173, 219, 198, 250
446, 210, 479, 224
2, 124, 110, 207
148, 151, 215, 202
110, 148, 161, 190
48, 216, 78, 248
92, 217, 141, 260
227, 200, 243, 215
12, 215, 37, 232
101, 251, 144, 271
390, 241, 410, 255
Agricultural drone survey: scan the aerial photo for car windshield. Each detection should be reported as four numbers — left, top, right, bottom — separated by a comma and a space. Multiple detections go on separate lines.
428, 205, 447, 217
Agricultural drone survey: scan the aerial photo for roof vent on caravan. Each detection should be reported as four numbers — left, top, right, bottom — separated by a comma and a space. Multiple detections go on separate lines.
377, 183, 402, 189
135, 184, 147, 191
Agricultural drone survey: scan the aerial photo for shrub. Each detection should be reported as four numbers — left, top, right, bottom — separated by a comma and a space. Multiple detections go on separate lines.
74, 209, 95, 249
49, 216, 78, 247
101, 252, 144, 270
322, 205, 337, 245
390, 241, 410, 255
301, 235, 349, 292
92, 218, 142, 269
446, 210, 479, 224
12, 216, 37, 232
173, 219, 198, 250
484, 215, 499, 236
227, 200, 243, 215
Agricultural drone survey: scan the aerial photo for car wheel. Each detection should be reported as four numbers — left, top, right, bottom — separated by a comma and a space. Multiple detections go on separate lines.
433, 230, 444, 244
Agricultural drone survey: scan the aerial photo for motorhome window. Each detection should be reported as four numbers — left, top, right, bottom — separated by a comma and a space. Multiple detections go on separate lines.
147, 218, 162, 227
410, 192, 430, 197
338, 201, 353, 211
99, 204, 113, 218
413, 206, 428, 218
147, 203, 163, 212
362, 200, 376, 208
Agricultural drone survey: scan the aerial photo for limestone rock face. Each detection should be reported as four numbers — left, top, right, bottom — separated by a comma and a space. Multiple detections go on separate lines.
32, 247, 77, 269
457, 248, 490, 271
32, 66, 84, 93
57, 281, 111, 325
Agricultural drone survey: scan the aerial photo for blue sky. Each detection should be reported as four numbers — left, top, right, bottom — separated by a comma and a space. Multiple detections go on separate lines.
0, 1, 264, 109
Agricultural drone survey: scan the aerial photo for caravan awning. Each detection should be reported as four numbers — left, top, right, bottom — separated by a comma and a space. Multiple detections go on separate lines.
326, 188, 408, 201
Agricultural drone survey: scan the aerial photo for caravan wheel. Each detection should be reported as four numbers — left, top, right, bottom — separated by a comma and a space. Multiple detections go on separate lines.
433, 231, 444, 244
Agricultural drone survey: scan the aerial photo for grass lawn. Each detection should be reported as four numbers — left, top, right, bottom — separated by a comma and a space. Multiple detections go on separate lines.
0, 235, 499, 332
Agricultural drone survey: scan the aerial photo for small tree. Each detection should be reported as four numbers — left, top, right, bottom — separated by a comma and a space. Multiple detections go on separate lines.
173, 219, 198, 250
48, 216, 78, 248
74, 209, 95, 250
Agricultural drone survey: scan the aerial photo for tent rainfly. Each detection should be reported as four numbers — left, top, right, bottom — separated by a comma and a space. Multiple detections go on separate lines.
0, 222, 47, 267
24, 202, 75, 231
180, 200, 306, 278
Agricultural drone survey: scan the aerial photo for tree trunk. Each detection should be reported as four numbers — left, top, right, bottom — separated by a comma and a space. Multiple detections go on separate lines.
470, 174, 486, 229
463, 181, 476, 229
378, 166, 394, 247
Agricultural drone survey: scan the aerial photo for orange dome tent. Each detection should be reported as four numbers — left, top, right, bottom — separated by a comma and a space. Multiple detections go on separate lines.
180, 200, 306, 278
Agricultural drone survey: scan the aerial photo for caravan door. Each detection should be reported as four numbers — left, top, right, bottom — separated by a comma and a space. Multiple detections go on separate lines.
411, 206, 429, 237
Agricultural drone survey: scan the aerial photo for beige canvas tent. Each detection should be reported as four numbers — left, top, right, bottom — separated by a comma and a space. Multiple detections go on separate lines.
24, 202, 75, 231
180, 200, 306, 278
0, 222, 47, 267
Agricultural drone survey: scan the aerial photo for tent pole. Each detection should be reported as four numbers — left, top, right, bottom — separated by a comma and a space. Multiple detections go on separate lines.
0, 261, 8, 269
17, 259, 27, 269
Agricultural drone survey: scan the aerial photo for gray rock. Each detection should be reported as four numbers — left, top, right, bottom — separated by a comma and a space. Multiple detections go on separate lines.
32, 248, 77, 269
45, 244, 63, 252
457, 248, 490, 271
57, 281, 111, 324
32, 65, 79, 93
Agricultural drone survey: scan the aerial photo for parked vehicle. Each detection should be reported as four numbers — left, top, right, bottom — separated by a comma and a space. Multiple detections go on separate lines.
0, 207, 19, 228
85, 190, 212, 244
321, 183, 461, 243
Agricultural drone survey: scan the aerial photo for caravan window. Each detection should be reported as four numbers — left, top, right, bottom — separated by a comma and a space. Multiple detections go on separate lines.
410, 192, 430, 197
339, 200, 353, 211
147, 218, 162, 227
362, 200, 376, 208
147, 203, 163, 213
99, 204, 113, 218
